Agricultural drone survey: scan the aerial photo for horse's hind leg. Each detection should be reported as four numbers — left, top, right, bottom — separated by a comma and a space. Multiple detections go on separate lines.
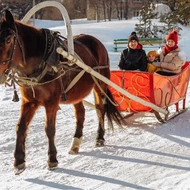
14, 101, 39, 173
94, 89, 106, 146
69, 102, 85, 154
44, 104, 59, 169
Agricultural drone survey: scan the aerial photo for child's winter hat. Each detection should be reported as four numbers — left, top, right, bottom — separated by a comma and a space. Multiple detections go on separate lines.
166, 30, 178, 44
147, 50, 159, 57
128, 32, 139, 43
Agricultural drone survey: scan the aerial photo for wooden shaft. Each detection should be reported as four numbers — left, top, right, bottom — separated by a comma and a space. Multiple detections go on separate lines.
57, 47, 168, 115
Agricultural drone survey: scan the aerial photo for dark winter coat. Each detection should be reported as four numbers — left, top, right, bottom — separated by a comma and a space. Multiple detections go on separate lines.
118, 45, 147, 71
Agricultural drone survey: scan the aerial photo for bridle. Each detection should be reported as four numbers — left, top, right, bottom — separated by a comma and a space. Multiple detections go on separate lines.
0, 25, 26, 102
0, 26, 26, 68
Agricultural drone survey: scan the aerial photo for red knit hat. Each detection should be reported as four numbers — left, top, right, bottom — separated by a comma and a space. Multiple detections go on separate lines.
166, 30, 178, 44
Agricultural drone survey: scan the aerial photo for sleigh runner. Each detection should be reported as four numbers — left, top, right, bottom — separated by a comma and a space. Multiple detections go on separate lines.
108, 62, 190, 122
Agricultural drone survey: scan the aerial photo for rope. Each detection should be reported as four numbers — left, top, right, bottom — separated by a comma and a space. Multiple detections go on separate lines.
8, 69, 66, 87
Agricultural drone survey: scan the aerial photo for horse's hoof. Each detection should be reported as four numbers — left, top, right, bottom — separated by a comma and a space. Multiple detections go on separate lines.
48, 161, 58, 170
69, 147, 79, 154
69, 137, 82, 154
96, 140, 105, 147
14, 163, 26, 175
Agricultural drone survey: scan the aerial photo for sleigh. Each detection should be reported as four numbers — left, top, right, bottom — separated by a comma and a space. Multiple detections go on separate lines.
108, 62, 190, 122
56, 46, 190, 123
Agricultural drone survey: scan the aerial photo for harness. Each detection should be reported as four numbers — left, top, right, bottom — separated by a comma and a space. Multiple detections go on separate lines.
2, 26, 109, 102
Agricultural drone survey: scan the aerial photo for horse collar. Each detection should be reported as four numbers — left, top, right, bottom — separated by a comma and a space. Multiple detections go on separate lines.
43, 29, 52, 54
41, 28, 60, 67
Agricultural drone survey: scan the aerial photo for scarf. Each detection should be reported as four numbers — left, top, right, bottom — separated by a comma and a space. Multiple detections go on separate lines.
163, 44, 178, 55
129, 43, 142, 50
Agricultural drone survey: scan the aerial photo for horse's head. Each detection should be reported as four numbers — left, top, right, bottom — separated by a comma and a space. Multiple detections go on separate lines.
0, 10, 17, 84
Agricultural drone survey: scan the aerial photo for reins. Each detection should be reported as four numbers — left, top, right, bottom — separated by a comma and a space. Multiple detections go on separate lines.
0, 26, 27, 101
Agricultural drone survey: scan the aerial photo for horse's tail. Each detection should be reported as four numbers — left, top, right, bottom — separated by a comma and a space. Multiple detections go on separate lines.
105, 89, 126, 129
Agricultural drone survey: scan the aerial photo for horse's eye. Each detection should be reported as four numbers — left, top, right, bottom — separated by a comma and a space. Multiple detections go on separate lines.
6, 37, 11, 44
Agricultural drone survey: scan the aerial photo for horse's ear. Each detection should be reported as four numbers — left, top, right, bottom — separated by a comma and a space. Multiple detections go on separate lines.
4, 10, 15, 26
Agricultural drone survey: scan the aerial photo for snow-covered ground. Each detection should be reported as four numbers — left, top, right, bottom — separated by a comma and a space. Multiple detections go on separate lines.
0, 16, 190, 190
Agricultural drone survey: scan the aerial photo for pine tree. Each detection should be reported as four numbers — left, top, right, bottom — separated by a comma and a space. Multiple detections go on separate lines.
162, 0, 190, 26
159, 12, 182, 36
177, 2, 190, 26
135, 4, 158, 38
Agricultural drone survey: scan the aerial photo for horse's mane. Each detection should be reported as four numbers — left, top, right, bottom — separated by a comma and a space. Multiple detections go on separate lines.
15, 20, 41, 40
14, 20, 45, 58
15, 20, 40, 33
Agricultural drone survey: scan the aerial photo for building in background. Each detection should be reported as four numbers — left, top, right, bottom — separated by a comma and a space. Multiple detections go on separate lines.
0, 0, 160, 21
0, 0, 87, 20
87, 0, 144, 20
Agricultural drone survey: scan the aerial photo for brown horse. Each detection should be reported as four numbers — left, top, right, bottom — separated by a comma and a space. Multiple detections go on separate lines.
0, 10, 124, 174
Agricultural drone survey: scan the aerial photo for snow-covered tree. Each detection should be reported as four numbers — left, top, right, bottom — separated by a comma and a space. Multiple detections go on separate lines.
159, 13, 182, 37
135, 4, 158, 38
162, 0, 190, 26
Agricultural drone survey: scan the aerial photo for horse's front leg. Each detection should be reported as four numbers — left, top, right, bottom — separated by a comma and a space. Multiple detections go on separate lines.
69, 102, 85, 154
14, 101, 38, 174
44, 104, 59, 169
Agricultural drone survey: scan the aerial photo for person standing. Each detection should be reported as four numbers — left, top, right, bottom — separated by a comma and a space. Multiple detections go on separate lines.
152, 30, 187, 76
118, 32, 147, 71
